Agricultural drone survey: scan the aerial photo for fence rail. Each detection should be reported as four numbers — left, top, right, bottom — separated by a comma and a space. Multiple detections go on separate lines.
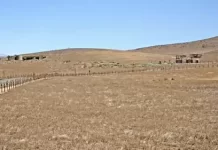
0, 77, 33, 94
0, 63, 218, 95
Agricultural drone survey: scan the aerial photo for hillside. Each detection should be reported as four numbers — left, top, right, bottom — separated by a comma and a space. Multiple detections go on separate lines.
1, 36, 218, 76
30, 49, 172, 63
0, 49, 173, 76
202, 50, 218, 62
132, 36, 218, 55
31, 36, 218, 63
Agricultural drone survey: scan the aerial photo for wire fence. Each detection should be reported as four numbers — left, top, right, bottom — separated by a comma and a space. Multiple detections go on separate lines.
0, 62, 218, 95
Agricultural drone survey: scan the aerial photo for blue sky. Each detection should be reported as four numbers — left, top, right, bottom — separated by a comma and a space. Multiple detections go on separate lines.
0, 0, 218, 55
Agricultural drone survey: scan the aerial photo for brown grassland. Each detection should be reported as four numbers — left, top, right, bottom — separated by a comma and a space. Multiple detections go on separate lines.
0, 67, 218, 149
1, 36, 218, 76
1, 36, 218, 149
0, 50, 173, 77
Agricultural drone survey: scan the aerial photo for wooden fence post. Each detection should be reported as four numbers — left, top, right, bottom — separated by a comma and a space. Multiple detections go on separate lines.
0, 84, 2, 94
6, 82, 9, 92
6, 82, 8, 92
13, 79, 15, 88
33, 73, 36, 80
8, 81, 11, 90
16, 79, 17, 87
10, 81, 12, 90
4, 83, 6, 93
7, 82, 9, 91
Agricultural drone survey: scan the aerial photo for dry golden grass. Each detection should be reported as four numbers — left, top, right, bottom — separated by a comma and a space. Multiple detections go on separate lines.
1, 36, 218, 149
0, 68, 218, 149
1, 36, 218, 76
1, 36, 218, 77
0, 49, 174, 77
202, 50, 218, 62
133, 36, 218, 55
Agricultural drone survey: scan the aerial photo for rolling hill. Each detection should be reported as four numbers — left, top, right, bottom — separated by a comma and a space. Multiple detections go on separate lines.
201, 49, 218, 62
132, 36, 218, 55
1, 36, 218, 76
30, 48, 172, 63
30, 36, 218, 61
31, 36, 218, 63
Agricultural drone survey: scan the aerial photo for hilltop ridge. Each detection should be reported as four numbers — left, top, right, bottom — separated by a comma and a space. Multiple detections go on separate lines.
132, 36, 218, 55
14, 36, 218, 56
1, 36, 218, 76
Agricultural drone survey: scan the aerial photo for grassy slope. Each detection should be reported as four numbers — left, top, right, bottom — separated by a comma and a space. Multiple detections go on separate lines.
202, 50, 218, 62
1, 36, 218, 76
0, 50, 173, 76
29, 36, 218, 62
132, 36, 218, 55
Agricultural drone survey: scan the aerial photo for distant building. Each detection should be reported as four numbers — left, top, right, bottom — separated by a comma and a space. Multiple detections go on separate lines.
176, 54, 202, 63
7, 55, 46, 61
15, 55, 23, 60
23, 55, 46, 60
189, 54, 202, 63
176, 55, 186, 63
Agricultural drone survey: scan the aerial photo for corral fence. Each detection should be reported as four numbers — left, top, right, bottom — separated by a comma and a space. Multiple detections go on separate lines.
0, 62, 218, 95
0, 77, 33, 94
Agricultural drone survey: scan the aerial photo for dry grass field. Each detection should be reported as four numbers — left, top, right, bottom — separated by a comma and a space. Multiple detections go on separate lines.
0, 68, 218, 149
1, 36, 218, 149
0, 50, 173, 77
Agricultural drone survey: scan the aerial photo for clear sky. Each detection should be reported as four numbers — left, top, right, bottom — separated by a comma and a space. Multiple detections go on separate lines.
0, 0, 218, 55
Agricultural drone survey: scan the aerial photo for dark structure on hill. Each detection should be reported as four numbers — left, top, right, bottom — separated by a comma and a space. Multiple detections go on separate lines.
7, 55, 46, 61
176, 54, 202, 63
176, 55, 186, 63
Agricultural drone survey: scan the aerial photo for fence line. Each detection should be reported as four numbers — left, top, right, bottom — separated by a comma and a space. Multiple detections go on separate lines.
1, 62, 217, 79
0, 63, 218, 95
